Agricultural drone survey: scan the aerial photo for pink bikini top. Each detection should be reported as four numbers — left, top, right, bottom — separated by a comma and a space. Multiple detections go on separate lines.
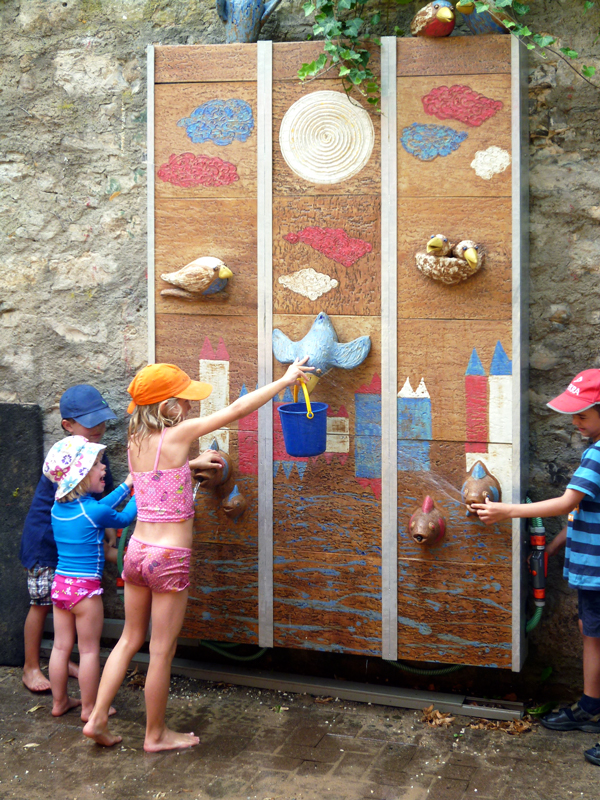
128, 429, 195, 523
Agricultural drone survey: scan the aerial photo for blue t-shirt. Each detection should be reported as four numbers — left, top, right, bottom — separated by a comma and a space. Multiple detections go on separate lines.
19, 453, 114, 570
564, 441, 600, 589
52, 482, 137, 580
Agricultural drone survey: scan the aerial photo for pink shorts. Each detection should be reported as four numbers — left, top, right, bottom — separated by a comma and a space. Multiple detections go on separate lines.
51, 574, 103, 610
122, 537, 191, 593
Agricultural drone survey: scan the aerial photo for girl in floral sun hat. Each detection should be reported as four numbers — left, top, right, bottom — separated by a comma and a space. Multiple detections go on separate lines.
84, 358, 312, 752
43, 435, 137, 721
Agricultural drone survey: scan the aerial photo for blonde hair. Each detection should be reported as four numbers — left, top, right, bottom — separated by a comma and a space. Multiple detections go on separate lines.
128, 398, 183, 448
56, 453, 102, 503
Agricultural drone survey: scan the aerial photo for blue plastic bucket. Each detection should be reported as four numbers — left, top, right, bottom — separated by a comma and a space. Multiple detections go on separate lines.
278, 391, 328, 457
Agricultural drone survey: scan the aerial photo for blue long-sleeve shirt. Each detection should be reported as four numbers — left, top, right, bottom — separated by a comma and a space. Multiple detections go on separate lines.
51, 482, 137, 580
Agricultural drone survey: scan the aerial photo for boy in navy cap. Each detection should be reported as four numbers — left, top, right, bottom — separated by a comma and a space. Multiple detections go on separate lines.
474, 369, 600, 766
20, 385, 117, 692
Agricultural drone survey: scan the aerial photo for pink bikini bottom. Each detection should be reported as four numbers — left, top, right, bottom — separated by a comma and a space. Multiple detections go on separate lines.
51, 574, 103, 610
122, 536, 191, 593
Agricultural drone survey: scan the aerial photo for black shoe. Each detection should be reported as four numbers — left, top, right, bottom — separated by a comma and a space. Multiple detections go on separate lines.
541, 702, 600, 732
584, 744, 600, 765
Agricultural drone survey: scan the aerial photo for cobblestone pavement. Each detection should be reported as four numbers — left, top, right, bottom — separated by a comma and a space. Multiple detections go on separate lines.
0, 664, 599, 800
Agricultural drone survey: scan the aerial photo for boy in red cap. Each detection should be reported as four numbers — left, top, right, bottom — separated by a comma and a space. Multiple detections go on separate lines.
474, 369, 600, 765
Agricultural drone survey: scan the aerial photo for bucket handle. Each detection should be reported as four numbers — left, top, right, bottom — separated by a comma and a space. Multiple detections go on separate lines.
292, 381, 314, 419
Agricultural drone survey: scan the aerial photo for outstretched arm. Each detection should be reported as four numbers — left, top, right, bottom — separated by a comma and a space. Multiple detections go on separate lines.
546, 525, 568, 557
473, 488, 585, 526
171, 357, 313, 446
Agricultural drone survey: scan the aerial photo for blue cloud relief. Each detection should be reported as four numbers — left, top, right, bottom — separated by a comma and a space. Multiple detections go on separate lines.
400, 122, 468, 161
177, 99, 254, 146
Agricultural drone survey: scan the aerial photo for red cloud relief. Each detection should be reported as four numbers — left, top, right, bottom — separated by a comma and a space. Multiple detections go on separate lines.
421, 85, 503, 127
157, 153, 239, 187
283, 227, 372, 268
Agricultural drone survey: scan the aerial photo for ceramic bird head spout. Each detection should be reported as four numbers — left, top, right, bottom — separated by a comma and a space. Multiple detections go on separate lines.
222, 484, 247, 522
410, 0, 455, 37
461, 461, 501, 516
426, 234, 452, 257
409, 495, 446, 545
453, 240, 484, 273
272, 311, 371, 393
160, 256, 233, 300
192, 438, 232, 489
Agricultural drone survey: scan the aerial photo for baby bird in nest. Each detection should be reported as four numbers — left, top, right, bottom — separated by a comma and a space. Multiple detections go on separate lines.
415, 234, 485, 285
160, 256, 233, 300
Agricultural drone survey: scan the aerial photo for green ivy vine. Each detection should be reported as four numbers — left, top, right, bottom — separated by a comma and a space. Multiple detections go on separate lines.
298, 0, 599, 105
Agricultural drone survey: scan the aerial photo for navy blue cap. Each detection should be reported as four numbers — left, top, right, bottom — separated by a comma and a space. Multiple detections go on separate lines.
59, 384, 117, 428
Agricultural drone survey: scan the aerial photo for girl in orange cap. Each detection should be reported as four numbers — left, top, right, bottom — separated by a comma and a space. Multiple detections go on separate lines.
84, 358, 311, 752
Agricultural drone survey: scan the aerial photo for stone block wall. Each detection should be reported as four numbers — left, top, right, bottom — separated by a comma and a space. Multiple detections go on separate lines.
1, 0, 599, 684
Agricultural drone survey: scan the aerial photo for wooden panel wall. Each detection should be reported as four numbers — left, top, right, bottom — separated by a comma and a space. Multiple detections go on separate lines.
153, 36, 522, 668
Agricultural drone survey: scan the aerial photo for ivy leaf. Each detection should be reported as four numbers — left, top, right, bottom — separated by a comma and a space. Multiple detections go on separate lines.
338, 64, 351, 76
582, 64, 597, 77
526, 42, 535, 49
560, 46, 579, 59
512, 1, 529, 14
513, 24, 532, 36
302, 1, 316, 15
315, 53, 327, 70
532, 33, 555, 47
394, 25, 405, 35
298, 60, 318, 80
344, 17, 363, 37
474, 2, 490, 11
338, 0, 353, 9
584, 0, 595, 10
494, 0, 514, 6
371, 12, 381, 24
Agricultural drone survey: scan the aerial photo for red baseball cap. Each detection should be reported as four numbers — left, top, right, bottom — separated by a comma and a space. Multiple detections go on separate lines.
127, 363, 212, 413
547, 369, 600, 414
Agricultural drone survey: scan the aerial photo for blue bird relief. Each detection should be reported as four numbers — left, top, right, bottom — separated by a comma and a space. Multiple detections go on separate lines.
273, 311, 371, 378
216, 0, 283, 43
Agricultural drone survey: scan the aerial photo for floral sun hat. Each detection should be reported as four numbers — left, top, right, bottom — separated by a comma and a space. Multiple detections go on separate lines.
43, 435, 106, 499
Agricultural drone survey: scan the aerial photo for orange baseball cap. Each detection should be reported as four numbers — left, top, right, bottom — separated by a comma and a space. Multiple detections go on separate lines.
127, 363, 212, 413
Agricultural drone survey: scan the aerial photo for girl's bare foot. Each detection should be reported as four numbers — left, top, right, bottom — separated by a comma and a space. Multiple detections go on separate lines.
143, 728, 199, 752
22, 667, 51, 693
82, 718, 122, 747
68, 661, 80, 679
52, 696, 82, 717
81, 705, 116, 723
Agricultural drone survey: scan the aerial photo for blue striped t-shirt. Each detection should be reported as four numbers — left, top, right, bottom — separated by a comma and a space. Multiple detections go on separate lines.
564, 441, 600, 589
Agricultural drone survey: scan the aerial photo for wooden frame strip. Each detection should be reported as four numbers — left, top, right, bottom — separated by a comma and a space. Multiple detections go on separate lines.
380, 37, 398, 661
257, 40, 274, 648
147, 45, 156, 363
511, 36, 530, 672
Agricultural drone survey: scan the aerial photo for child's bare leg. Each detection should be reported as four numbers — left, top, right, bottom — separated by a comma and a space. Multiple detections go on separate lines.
23, 604, 52, 692
83, 582, 151, 746
49, 607, 81, 716
72, 595, 105, 721
143, 589, 199, 752
583, 634, 600, 699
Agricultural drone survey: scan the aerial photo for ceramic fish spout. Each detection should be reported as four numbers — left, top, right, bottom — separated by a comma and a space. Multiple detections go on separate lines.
222, 484, 247, 521
191, 439, 232, 490
411, 0, 455, 37
462, 461, 501, 516
160, 256, 233, 300
409, 496, 446, 545
415, 236, 485, 285
273, 311, 371, 393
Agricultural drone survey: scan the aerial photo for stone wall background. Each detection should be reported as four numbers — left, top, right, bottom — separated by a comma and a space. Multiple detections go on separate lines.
1, 0, 599, 687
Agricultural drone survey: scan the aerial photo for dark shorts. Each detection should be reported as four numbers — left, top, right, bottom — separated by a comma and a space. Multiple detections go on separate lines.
578, 589, 600, 637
